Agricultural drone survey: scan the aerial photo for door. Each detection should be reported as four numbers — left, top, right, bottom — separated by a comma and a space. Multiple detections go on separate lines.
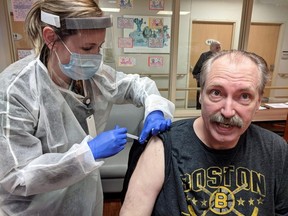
188, 21, 234, 108
247, 23, 280, 98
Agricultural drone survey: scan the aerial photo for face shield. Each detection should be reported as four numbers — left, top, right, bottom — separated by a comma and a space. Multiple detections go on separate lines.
41, 11, 115, 83
40, 10, 113, 30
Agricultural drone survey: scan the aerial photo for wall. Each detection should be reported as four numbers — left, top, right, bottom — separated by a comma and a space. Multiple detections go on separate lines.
188, 0, 288, 98
252, 0, 288, 97
2, 0, 288, 100
0, 0, 13, 71
182, 0, 243, 107
178, 0, 288, 100
99, 0, 245, 107
101, 0, 288, 106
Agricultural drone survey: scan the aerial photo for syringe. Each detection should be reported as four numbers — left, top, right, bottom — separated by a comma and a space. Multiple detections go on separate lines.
127, 133, 139, 140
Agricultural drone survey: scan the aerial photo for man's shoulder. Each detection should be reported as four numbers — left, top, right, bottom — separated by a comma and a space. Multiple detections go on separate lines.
202, 51, 213, 58
160, 118, 195, 141
247, 123, 287, 147
171, 118, 194, 130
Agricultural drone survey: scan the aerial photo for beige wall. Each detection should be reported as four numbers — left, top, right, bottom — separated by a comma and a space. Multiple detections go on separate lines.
0, 0, 13, 71
2, 0, 288, 99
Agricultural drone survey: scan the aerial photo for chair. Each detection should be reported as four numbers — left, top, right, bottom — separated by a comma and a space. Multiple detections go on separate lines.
100, 104, 144, 193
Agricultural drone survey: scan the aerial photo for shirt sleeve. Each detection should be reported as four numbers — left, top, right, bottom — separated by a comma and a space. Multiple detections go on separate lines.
94, 64, 175, 120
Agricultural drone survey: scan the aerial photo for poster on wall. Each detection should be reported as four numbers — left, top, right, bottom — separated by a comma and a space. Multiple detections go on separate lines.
119, 0, 133, 9
118, 56, 136, 67
118, 37, 133, 48
148, 56, 163, 67
123, 15, 171, 53
117, 17, 134, 29
11, 0, 34, 21
149, 0, 165, 10
17, 49, 33, 59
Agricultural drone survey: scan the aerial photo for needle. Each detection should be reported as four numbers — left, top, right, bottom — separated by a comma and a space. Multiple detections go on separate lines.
127, 133, 139, 140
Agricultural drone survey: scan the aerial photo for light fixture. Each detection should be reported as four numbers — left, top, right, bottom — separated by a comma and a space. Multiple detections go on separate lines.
101, 8, 120, 12
157, 11, 190, 15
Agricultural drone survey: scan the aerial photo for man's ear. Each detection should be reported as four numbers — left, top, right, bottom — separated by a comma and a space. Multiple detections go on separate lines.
43, 26, 57, 50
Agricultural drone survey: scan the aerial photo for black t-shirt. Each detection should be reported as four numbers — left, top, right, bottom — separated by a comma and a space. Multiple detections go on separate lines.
123, 118, 288, 215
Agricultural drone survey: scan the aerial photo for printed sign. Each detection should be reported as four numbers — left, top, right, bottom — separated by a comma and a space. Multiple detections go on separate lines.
118, 37, 133, 48
148, 56, 163, 67
12, 0, 35, 21
118, 56, 136, 67
149, 0, 164, 10
117, 17, 134, 29
119, 0, 133, 9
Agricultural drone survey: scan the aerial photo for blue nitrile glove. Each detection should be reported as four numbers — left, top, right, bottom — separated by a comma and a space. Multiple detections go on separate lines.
88, 125, 128, 159
139, 110, 171, 144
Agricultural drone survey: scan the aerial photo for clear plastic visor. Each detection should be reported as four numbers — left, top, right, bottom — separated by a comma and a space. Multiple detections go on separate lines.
40, 10, 113, 30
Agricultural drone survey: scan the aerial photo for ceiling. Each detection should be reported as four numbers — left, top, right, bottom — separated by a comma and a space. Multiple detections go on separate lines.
258, 0, 288, 7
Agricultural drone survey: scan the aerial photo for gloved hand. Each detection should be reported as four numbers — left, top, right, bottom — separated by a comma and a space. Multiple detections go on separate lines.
139, 110, 171, 144
88, 125, 127, 159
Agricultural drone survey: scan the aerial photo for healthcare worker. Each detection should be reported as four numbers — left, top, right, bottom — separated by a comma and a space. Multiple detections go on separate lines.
0, 0, 174, 215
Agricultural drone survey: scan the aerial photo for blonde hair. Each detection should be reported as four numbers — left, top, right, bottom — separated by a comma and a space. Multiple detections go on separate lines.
25, 0, 103, 56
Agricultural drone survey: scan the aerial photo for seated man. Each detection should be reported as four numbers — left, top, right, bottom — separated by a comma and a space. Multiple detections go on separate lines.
120, 50, 288, 215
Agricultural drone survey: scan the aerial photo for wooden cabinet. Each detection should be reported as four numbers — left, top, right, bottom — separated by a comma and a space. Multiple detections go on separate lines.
253, 108, 288, 142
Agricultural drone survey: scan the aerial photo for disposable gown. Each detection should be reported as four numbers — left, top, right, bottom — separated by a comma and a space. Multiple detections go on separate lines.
0, 54, 174, 216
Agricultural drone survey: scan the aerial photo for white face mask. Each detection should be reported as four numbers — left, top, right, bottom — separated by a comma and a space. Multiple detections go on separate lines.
56, 41, 103, 80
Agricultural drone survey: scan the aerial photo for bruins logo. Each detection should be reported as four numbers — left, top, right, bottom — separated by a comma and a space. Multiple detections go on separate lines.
209, 186, 235, 215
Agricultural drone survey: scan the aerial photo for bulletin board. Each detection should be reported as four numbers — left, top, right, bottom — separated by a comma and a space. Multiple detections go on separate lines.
122, 15, 171, 54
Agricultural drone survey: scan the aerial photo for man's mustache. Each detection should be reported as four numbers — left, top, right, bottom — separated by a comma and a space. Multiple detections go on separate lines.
210, 113, 243, 128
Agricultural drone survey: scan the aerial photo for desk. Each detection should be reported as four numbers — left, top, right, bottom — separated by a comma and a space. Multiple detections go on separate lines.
253, 108, 288, 122
253, 108, 288, 139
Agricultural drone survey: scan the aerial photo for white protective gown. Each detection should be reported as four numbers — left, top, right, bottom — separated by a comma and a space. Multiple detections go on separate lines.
0, 54, 174, 216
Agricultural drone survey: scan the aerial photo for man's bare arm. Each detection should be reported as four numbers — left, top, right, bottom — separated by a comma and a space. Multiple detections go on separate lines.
120, 136, 165, 216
